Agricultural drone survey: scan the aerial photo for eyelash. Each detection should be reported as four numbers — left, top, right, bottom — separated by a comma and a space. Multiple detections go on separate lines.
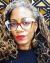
10, 23, 16, 27
22, 22, 30, 25
10, 21, 30, 24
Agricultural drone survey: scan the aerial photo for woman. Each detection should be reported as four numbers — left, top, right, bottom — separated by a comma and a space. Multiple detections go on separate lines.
0, 0, 50, 63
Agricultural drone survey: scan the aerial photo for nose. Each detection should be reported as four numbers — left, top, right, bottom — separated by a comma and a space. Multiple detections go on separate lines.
16, 25, 24, 33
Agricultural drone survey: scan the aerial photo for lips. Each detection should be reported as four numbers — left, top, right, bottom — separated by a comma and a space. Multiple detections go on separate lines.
15, 35, 26, 41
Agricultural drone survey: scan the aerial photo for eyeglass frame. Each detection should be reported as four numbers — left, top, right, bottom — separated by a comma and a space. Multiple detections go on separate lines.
5, 18, 37, 31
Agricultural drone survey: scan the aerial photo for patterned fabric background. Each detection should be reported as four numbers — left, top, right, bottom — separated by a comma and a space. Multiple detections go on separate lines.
0, 0, 50, 30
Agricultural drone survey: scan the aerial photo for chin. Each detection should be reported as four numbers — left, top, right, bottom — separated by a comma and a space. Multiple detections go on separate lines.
16, 40, 29, 45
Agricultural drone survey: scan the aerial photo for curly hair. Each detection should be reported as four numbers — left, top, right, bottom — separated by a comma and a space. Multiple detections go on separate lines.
0, 0, 50, 63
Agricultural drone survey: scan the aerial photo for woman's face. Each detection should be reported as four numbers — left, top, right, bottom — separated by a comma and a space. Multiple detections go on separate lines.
10, 7, 38, 46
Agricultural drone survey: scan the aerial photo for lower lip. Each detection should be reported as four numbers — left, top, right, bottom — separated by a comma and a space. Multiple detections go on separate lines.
15, 35, 26, 41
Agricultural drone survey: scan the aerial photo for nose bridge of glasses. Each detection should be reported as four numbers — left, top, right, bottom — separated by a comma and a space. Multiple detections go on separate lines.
16, 18, 22, 25
17, 22, 22, 26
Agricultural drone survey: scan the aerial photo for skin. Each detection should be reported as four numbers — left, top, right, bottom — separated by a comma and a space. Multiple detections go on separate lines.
10, 7, 38, 50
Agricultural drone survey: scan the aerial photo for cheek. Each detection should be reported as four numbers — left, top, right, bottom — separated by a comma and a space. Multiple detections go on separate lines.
10, 29, 17, 37
27, 28, 34, 40
27, 23, 37, 39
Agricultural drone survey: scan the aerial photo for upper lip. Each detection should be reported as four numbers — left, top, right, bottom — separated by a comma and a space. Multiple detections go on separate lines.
15, 35, 26, 40
16, 35, 26, 37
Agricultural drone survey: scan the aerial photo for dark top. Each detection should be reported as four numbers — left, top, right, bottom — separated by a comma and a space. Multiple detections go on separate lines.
0, 48, 38, 63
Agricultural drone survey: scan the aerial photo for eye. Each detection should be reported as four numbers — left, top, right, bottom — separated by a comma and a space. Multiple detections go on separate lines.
10, 23, 16, 27
22, 22, 30, 25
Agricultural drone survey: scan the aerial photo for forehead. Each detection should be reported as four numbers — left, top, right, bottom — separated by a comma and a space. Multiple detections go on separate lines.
10, 7, 33, 21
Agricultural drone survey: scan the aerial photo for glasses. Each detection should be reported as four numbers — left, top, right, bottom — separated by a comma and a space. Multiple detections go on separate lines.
5, 18, 37, 31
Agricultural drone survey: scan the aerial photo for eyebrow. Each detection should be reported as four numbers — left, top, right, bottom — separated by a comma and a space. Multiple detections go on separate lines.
10, 17, 34, 22
10, 17, 26, 22
10, 19, 17, 22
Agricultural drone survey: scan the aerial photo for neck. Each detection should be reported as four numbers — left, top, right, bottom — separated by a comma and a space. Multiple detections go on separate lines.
17, 42, 31, 50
